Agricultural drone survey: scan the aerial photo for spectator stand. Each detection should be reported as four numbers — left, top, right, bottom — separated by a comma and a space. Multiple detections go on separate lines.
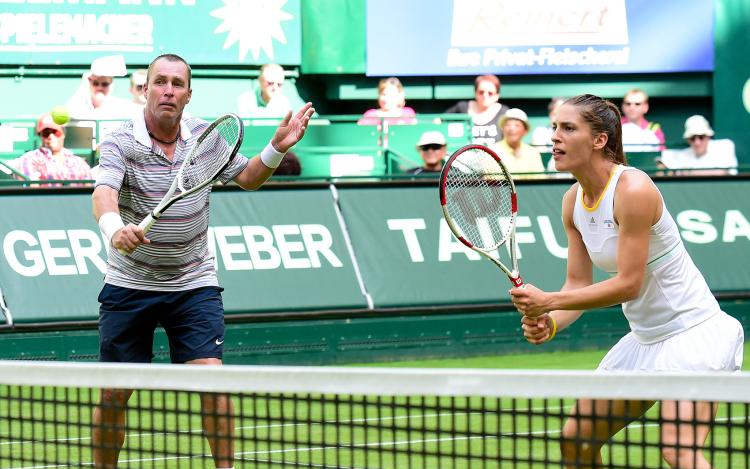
6, 114, 744, 183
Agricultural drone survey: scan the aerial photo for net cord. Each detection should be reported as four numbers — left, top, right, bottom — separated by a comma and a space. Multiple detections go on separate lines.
2, 361, 749, 403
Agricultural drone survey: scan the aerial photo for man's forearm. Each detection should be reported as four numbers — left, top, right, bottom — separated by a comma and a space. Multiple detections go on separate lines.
92, 186, 121, 220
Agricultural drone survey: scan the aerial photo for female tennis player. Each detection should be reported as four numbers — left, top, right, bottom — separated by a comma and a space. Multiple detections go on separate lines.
510, 94, 743, 469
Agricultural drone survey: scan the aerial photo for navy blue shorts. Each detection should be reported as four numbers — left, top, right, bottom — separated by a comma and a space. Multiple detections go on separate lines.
98, 284, 226, 364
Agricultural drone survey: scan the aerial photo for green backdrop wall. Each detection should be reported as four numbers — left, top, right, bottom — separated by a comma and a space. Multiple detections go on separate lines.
714, 0, 750, 168
1, 178, 749, 325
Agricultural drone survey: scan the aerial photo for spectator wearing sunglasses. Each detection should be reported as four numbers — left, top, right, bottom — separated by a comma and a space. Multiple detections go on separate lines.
15, 114, 92, 184
407, 131, 447, 175
620, 89, 665, 153
65, 55, 140, 120
129, 69, 148, 106
658, 115, 737, 176
445, 75, 510, 146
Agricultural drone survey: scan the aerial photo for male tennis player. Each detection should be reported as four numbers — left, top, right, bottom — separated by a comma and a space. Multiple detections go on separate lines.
91, 53, 314, 469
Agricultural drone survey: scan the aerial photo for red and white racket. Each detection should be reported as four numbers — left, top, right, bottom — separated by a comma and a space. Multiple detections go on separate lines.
439, 144, 523, 287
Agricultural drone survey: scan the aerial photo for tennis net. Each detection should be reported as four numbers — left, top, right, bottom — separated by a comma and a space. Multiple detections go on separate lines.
0, 361, 748, 469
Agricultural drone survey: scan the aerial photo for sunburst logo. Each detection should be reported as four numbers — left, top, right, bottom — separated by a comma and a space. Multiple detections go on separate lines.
210, 0, 293, 62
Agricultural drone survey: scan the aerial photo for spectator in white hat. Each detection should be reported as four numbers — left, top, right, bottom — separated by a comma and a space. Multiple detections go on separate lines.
408, 131, 447, 175
490, 108, 545, 178
66, 55, 140, 120
658, 115, 737, 175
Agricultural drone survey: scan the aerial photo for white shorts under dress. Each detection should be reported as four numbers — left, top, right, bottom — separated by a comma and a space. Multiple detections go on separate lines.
597, 311, 744, 372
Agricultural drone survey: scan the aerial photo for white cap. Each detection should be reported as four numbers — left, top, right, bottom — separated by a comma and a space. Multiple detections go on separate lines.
682, 115, 714, 139
90, 55, 127, 77
416, 130, 447, 147
499, 108, 530, 131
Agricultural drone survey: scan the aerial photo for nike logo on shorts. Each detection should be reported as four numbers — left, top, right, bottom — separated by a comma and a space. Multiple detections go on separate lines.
215, 338, 224, 345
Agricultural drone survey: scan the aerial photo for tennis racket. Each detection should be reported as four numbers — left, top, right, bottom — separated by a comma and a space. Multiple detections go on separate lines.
119, 113, 243, 255
439, 144, 524, 287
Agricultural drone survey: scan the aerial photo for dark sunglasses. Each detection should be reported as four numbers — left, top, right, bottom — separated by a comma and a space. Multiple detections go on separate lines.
90, 79, 112, 88
419, 144, 445, 151
39, 129, 62, 138
623, 101, 644, 106
135, 84, 144, 91
688, 135, 709, 142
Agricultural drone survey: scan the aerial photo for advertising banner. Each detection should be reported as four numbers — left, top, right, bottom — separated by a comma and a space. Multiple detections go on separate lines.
0, 193, 105, 321
337, 184, 572, 307
366, 0, 713, 76
208, 189, 366, 313
0, 0, 301, 66
0, 187, 365, 323
339, 181, 750, 307
0, 179, 748, 323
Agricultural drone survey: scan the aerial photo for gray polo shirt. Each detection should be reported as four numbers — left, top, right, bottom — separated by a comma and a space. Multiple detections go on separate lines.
95, 110, 249, 291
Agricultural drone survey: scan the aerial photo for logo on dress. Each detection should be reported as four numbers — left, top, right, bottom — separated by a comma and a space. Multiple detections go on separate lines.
588, 216, 598, 233
603, 219, 615, 229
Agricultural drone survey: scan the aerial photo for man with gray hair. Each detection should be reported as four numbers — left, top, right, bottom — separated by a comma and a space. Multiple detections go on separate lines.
237, 63, 294, 117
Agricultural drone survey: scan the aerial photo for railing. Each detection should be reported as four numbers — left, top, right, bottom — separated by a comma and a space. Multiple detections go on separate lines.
1, 114, 745, 185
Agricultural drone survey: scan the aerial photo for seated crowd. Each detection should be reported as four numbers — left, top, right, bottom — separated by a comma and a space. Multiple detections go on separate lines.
1, 55, 740, 184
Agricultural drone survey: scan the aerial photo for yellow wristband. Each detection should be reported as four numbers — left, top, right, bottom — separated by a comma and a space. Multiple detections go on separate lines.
546, 317, 557, 342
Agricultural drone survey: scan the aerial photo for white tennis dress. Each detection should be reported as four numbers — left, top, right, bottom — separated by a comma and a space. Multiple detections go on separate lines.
572, 165, 743, 372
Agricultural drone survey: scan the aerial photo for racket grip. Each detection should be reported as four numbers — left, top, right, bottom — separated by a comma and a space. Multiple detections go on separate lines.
116, 214, 156, 256
510, 275, 524, 288
138, 214, 156, 234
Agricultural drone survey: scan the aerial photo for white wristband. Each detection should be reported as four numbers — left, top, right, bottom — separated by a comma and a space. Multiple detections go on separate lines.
260, 142, 286, 169
98, 212, 125, 245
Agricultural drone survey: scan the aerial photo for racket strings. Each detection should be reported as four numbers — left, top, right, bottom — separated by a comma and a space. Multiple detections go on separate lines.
444, 151, 514, 250
181, 119, 241, 191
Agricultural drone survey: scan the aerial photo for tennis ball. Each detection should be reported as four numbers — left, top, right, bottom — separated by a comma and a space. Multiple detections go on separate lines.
51, 105, 70, 125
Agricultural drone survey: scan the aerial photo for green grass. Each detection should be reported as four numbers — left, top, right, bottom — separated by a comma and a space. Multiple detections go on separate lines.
359, 341, 750, 371
359, 348, 608, 370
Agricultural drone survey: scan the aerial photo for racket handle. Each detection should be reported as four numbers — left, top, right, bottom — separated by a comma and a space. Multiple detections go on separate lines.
510, 275, 524, 288
116, 214, 156, 256
138, 214, 156, 234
